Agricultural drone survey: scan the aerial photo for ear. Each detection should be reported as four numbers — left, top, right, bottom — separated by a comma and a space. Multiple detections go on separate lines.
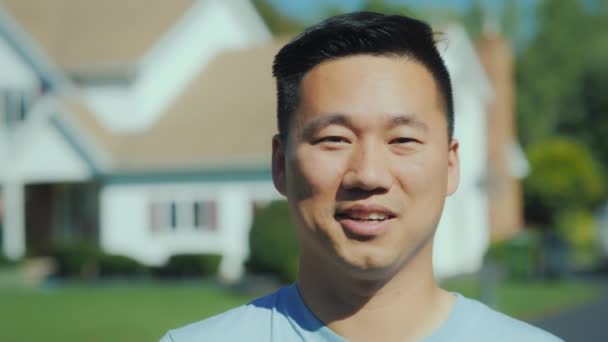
446, 139, 460, 196
272, 134, 287, 196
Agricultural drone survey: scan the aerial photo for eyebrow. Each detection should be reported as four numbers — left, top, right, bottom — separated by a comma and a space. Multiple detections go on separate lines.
301, 114, 354, 140
387, 114, 429, 132
300, 113, 429, 139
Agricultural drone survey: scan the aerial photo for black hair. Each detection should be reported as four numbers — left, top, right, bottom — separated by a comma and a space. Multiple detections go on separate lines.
272, 11, 454, 143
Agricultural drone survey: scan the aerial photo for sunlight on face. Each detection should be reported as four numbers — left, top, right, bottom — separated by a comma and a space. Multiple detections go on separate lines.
272, 55, 459, 278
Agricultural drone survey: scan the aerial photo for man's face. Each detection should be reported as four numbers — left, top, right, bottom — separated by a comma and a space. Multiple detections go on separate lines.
272, 55, 459, 277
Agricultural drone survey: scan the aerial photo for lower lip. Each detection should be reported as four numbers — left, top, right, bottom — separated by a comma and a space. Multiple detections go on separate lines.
337, 217, 392, 237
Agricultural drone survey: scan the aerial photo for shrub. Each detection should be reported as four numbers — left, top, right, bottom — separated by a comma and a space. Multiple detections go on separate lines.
524, 137, 605, 226
154, 254, 222, 278
98, 254, 147, 278
49, 241, 101, 279
247, 200, 299, 283
556, 209, 601, 268
0, 250, 16, 266
49, 242, 148, 279
485, 230, 542, 280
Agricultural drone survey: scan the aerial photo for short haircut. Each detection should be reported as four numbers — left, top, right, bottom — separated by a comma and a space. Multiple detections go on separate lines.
272, 11, 454, 143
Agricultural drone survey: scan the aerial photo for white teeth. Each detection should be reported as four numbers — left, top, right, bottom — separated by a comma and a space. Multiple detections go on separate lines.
350, 213, 387, 220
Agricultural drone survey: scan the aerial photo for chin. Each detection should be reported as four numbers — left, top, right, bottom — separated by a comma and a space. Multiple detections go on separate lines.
336, 248, 404, 278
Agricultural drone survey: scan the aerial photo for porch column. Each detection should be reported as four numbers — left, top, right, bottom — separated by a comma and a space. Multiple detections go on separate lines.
218, 187, 252, 283
2, 182, 25, 260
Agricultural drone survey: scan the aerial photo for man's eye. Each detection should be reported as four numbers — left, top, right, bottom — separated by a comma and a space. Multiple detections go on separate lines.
390, 137, 417, 144
316, 136, 349, 144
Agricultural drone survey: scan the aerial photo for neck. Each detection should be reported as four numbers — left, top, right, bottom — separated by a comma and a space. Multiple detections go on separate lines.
296, 242, 455, 342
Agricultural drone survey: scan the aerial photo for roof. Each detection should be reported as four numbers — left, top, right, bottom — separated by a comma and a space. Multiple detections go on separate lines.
0, 0, 195, 71
62, 41, 283, 172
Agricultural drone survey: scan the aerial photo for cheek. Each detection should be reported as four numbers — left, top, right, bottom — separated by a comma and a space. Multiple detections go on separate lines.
394, 149, 449, 200
287, 148, 346, 200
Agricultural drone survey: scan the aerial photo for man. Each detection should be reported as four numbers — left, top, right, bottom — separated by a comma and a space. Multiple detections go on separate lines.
162, 12, 562, 342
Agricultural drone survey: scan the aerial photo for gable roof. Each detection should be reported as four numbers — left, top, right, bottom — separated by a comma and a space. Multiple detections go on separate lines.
61, 41, 282, 172
1, 0, 195, 71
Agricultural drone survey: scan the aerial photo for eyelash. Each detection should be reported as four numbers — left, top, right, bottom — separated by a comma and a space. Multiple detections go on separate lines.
315, 136, 349, 144
390, 137, 418, 144
315, 137, 419, 145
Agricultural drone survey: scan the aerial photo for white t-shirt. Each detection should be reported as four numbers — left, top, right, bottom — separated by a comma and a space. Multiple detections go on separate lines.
161, 284, 563, 341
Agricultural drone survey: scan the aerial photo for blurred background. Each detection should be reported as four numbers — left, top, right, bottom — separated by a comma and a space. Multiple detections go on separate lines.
0, 0, 606, 341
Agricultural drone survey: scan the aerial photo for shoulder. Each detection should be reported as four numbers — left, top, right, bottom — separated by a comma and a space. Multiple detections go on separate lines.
457, 295, 563, 342
160, 287, 292, 342
160, 304, 266, 341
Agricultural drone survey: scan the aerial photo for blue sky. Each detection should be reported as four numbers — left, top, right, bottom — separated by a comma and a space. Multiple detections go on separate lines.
264, 0, 539, 50
266, 0, 484, 21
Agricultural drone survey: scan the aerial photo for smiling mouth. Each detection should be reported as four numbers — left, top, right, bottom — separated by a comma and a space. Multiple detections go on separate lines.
335, 213, 391, 222
334, 207, 397, 238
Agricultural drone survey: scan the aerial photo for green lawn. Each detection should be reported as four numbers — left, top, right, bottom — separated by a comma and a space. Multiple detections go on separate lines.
0, 281, 259, 342
441, 276, 603, 319
0, 275, 602, 341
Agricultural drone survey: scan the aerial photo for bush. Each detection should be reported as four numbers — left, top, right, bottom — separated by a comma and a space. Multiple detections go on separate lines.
524, 138, 605, 226
49, 241, 147, 279
247, 200, 299, 283
49, 241, 101, 279
154, 254, 222, 278
98, 254, 148, 278
556, 209, 601, 268
0, 250, 16, 266
485, 230, 542, 280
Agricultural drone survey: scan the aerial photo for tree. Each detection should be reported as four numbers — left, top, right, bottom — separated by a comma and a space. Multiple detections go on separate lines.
523, 137, 605, 226
516, 0, 608, 149
251, 0, 305, 36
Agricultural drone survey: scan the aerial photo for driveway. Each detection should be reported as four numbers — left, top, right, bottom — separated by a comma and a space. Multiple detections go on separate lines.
533, 290, 608, 341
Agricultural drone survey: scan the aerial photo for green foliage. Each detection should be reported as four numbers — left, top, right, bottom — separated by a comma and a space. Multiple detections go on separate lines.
523, 138, 605, 225
358, 0, 412, 15
0, 250, 16, 266
516, 0, 608, 159
486, 230, 542, 280
556, 209, 601, 268
49, 241, 101, 279
154, 254, 222, 278
50, 241, 148, 279
462, 0, 484, 39
247, 200, 299, 283
97, 254, 147, 278
251, 0, 305, 36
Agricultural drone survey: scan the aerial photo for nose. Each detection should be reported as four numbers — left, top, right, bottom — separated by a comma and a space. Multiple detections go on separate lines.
341, 140, 393, 193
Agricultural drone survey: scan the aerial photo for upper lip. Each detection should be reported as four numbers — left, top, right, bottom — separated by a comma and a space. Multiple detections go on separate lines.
335, 203, 397, 219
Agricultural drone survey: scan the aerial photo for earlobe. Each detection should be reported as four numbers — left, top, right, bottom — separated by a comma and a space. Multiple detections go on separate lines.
272, 135, 287, 196
446, 139, 460, 196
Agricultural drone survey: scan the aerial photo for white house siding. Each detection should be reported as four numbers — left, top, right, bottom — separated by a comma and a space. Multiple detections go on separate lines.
0, 36, 40, 161
1, 104, 93, 260
3, 108, 92, 183
0, 37, 38, 88
99, 180, 281, 281
433, 100, 489, 278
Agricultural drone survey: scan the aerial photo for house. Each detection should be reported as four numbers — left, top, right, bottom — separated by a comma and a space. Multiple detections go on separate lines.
0, 0, 276, 281
476, 26, 529, 242
0, 1, 514, 281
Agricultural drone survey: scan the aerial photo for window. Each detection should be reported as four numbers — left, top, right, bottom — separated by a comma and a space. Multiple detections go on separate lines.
193, 200, 217, 231
148, 199, 217, 233
149, 201, 168, 233
2, 89, 32, 126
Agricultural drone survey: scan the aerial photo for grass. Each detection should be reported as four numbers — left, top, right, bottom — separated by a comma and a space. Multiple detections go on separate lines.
0, 281, 260, 342
442, 276, 603, 319
0, 274, 602, 341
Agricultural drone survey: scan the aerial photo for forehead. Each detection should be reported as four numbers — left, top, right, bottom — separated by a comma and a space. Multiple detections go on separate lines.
295, 54, 444, 126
